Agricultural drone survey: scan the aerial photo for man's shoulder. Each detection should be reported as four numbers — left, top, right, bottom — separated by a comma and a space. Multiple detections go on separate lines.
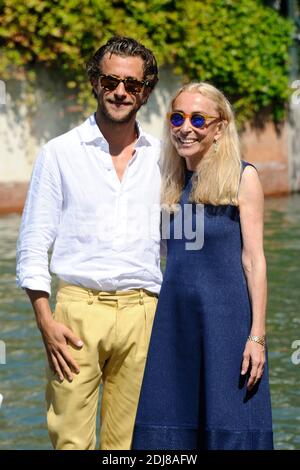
44, 120, 85, 153
140, 129, 161, 149
138, 129, 161, 164
143, 131, 161, 147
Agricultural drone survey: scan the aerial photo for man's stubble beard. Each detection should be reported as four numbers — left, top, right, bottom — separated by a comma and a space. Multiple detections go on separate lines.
99, 98, 142, 125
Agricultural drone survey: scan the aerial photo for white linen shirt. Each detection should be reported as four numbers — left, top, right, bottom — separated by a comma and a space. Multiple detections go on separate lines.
16, 114, 162, 295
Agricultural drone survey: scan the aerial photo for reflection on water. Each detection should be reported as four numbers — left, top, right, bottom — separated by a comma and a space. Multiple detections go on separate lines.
0, 216, 51, 449
264, 195, 300, 450
0, 195, 299, 450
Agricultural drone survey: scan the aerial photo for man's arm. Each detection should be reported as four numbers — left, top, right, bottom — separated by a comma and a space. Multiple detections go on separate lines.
16, 146, 62, 294
16, 145, 82, 382
26, 289, 83, 382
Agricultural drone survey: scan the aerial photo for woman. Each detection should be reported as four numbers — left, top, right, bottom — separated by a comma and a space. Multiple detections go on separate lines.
132, 82, 273, 450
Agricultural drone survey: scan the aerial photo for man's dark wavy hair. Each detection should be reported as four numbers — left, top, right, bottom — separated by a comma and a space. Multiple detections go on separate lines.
86, 36, 159, 98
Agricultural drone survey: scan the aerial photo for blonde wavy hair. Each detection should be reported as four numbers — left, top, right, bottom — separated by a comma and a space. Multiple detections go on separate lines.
161, 82, 242, 207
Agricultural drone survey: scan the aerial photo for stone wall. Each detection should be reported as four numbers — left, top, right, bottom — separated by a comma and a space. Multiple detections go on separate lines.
288, 102, 300, 193
241, 121, 289, 196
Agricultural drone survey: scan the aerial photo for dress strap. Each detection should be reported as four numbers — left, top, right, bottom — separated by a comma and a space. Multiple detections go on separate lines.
240, 160, 257, 181
241, 160, 257, 172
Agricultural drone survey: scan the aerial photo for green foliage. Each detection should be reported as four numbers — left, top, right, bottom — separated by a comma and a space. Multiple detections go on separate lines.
0, 0, 294, 125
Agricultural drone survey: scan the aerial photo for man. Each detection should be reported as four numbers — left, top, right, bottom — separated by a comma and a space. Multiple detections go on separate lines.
16, 36, 162, 450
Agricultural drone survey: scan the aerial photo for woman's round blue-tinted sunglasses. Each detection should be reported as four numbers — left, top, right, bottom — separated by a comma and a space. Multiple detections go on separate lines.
168, 111, 219, 129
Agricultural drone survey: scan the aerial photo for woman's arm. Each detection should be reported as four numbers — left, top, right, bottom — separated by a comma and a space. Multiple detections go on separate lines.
238, 164, 267, 390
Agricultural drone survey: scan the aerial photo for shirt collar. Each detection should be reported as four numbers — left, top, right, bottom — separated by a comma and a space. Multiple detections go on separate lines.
78, 113, 152, 148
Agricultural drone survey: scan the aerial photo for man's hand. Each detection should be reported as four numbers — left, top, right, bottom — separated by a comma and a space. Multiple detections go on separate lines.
39, 317, 83, 382
26, 289, 83, 382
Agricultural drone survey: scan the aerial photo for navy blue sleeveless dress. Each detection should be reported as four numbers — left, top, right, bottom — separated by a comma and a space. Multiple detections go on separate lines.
132, 162, 273, 450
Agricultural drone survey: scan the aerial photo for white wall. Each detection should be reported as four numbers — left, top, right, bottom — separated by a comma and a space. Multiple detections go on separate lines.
0, 68, 181, 184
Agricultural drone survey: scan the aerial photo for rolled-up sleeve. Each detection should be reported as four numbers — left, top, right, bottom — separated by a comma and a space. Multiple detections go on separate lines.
16, 145, 63, 295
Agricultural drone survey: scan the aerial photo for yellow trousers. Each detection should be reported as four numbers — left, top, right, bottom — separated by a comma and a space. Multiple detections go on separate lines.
46, 283, 158, 450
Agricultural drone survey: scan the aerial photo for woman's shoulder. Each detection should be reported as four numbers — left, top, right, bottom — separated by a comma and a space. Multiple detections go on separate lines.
240, 160, 259, 184
239, 160, 264, 204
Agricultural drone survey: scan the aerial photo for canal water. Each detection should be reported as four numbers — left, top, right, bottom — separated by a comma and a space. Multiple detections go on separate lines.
0, 195, 299, 449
